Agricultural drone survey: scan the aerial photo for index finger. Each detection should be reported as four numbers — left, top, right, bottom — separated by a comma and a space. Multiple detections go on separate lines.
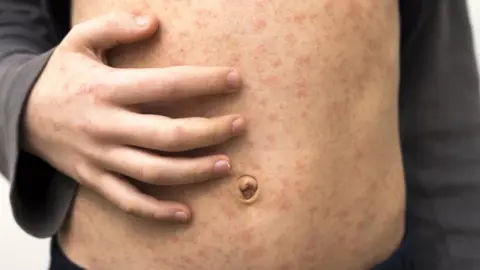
105, 66, 242, 105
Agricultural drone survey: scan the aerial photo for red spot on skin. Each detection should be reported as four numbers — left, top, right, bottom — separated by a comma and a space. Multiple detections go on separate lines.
178, 48, 186, 58
197, 248, 208, 259
194, 20, 209, 29
180, 255, 195, 264
255, 44, 267, 54
222, 206, 235, 220
253, 18, 267, 31
266, 134, 276, 144
296, 88, 308, 99
323, 0, 335, 11
304, 251, 317, 264
273, 231, 287, 247
170, 6, 180, 18
169, 234, 180, 243
179, 31, 190, 38
293, 14, 307, 24
279, 264, 294, 270
271, 58, 283, 68
196, 9, 216, 18
211, 228, 225, 241
263, 75, 280, 84
251, 163, 261, 170
301, 111, 307, 119
268, 113, 278, 122
243, 245, 266, 261
259, 97, 267, 106
295, 56, 312, 67
244, 140, 254, 149
229, 54, 241, 66
255, 0, 267, 9
284, 33, 297, 45
279, 195, 292, 211
193, 11, 211, 29
295, 78, 308, 98
295, 141, 302, 148
202, 47, 211, 56
295, 160, 306, 171
337, 209, 349, 220
169, 58, 185, 66
240, 230, 254, 245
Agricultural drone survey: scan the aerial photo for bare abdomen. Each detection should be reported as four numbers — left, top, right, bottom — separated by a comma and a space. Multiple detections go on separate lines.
63, 1, 405, 269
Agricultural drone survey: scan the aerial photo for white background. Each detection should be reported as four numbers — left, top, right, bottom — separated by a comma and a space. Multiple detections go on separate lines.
1, 2, 480, 269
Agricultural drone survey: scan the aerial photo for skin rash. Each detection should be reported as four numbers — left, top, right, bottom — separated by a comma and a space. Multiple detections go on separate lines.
63, 0, 405, 269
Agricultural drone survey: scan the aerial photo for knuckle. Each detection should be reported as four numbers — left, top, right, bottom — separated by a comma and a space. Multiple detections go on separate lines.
75, 77, 111, 102
160, 75, 179, 98
133, 164, 160, 184
106, 11, 132, 22
163, 124, 188, 151
207, 120, 223, 144
68, 23, 87, 39
55, 41, 73, 54
118, 199, 137, 215
76, 80, 100, 96
73, 162, 90, 186
103, 12, 136, 35
190, 164, 208, 182
63, 24, 87, 47
78, 112, 106, 138
102, 14, 122, 30
209, 127, 221, 145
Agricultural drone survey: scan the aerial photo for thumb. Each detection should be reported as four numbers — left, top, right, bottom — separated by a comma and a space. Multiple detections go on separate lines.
65, 12, 158, 53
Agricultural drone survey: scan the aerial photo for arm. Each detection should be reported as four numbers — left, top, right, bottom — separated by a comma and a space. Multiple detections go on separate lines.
2, 0, 250, 239
399, 0, 480, 268
0, 0, 63, 236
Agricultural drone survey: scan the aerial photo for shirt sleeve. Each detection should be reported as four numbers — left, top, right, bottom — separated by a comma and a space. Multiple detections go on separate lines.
0, 0, 71, 238
399, 0, 480, 269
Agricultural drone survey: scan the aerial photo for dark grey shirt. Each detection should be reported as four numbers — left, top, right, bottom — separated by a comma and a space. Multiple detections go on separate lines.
1, 0, 480, 269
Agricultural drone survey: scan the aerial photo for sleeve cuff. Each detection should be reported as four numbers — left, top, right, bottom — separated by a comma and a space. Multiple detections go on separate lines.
1, 49, 77, 238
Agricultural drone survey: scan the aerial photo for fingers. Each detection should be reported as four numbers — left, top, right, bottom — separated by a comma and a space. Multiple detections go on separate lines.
107, 110, 247, 152
107, 66, 242, 105
93, 146, 232, 185
66, 11, 159, 53
75, 163, 191, 222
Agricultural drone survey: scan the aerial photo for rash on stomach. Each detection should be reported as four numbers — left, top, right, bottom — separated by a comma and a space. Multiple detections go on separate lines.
65, 1, 405, 269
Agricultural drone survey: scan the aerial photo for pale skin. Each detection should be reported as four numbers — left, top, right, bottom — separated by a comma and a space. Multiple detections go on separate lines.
26, 1, 405, 269
24, 13, 247, 222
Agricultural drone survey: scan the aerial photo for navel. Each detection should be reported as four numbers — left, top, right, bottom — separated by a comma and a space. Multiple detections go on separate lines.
236, 175, 260, 204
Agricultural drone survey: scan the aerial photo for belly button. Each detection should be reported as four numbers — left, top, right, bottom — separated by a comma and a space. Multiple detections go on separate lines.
236, 175, 260, 204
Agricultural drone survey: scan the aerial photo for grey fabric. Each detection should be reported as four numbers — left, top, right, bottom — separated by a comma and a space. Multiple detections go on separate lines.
399, 1, 480, 269
0, 0, 77, 238
0, 0, 479, 268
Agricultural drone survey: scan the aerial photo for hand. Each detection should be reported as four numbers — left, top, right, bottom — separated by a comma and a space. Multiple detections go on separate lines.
22, 12, 246, 222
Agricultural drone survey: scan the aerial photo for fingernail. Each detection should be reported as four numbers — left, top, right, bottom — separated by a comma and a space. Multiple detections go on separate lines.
226, 70, 241, 89
135, 15, 150, 26
214, 160, 231, 174
232, 117, 246, 134
173, 211, 188, 222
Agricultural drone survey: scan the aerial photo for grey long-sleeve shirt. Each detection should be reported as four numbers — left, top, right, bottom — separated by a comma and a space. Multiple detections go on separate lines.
1, 1, 480, 269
